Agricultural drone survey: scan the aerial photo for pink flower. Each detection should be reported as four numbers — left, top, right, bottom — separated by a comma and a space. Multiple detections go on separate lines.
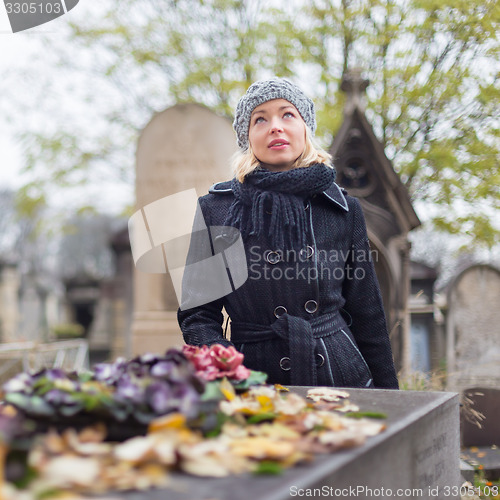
209, 345, 244, 372
202, 365, 222, 381
182, 344, 251, 381
231, 364, 252, 381
182, 345, 212, 372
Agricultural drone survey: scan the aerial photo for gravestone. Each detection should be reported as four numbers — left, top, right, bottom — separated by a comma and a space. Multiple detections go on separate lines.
446, 265, 500, 393
461, 387, 500, 480
132, 103, 236, 355
461, 387, 500, 447
0, 259, 20, 342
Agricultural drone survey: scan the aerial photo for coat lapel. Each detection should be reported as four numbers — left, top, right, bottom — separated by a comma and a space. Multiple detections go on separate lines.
321, 183, 349, 212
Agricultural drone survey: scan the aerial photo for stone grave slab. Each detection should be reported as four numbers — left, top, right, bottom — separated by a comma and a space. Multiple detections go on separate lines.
112, 388, 461, 500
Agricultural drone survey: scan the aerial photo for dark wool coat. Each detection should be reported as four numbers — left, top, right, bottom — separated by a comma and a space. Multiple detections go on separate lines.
177, 181, 399, 389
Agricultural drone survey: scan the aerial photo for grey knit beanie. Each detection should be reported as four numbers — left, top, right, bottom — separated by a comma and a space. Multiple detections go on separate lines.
233, 78, 316, 150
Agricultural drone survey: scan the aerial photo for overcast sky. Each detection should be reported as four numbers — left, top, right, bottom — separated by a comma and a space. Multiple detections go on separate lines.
0, 35, 32, 188
0, 17, 69, 188
0, 3, 91, 185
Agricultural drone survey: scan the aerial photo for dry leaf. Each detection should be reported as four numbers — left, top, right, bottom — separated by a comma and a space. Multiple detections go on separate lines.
306, 388, 350, 402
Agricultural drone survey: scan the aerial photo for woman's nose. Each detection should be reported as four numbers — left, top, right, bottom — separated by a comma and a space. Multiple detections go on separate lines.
269, 119, 283, 133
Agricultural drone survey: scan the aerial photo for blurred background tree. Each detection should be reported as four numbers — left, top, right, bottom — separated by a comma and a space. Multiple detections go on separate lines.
1, 0, 499, 247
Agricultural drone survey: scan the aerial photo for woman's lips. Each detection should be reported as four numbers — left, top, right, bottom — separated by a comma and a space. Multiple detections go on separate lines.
268, 139, 289, 149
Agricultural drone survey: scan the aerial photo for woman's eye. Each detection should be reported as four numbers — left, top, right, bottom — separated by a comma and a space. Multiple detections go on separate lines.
284, 111, 295, 118
254, 116, 265, 124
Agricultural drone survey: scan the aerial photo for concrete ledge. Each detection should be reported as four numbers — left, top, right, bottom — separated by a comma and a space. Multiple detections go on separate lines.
114, 388, 461, 500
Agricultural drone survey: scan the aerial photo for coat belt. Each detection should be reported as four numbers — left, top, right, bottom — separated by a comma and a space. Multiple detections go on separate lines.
230, 312, 348, 386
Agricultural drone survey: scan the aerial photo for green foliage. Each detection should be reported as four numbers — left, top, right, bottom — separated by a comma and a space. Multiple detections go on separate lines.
6, 0, 500, 247
200, 370, 268, 401
52, 323, 85, 339
472, 469, 500, 499
253, 460, 283, 475
344, 411, 387, 419
232, 370, 268, 391
398, 368, 447, 391
246, 412, 277, 424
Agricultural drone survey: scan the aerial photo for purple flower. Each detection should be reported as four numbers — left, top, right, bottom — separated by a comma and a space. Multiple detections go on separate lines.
146, 381, 173, 414
139, 353, 159, 365
44, 389, 76, 406
164, 349, 190, 366
126, 360, 150, 378
0, 412, 28, 444
44, 369, 67, 381
115, 375, 145, 404
2, 373, 33, 393
175, 385, 201, 418
94, 358, 127, 385
150, 361, 175, 378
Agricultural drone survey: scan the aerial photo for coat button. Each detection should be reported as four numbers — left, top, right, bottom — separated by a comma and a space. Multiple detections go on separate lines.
300, 245, 314, 259
279, 357, 291, 371
274, 306, 287, 318
265, 251, 281, 264
316, 353, 325, 367
304, 300, 318, 313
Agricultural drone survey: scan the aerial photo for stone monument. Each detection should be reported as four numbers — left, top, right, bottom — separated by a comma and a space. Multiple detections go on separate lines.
446, 264, 500, 392
331, 69, 421, 376
131, 103, 237, 355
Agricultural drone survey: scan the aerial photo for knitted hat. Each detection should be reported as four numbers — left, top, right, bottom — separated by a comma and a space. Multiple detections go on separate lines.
233, 78, 316, 150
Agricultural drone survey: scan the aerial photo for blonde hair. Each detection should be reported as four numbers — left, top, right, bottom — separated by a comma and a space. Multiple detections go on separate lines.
231, 126, 333, 183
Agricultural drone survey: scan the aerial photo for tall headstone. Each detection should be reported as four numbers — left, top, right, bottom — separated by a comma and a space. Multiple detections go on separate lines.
132, 103, 237, 355
446, 264, 500, 392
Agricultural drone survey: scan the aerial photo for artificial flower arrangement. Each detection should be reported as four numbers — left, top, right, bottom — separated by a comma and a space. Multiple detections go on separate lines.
0, 345, 386, 499
2, 345, 266, 435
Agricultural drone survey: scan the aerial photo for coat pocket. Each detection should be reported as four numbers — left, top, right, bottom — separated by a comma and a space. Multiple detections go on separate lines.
322, 329, 374, 388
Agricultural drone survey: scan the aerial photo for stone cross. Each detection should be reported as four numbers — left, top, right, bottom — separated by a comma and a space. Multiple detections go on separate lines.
340, 68, 369, 113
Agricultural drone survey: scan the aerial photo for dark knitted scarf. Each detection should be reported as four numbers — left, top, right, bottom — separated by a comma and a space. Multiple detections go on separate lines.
226, 163, 336, 250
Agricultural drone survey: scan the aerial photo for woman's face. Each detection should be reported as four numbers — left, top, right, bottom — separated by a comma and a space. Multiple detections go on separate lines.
248, 98, 306, 172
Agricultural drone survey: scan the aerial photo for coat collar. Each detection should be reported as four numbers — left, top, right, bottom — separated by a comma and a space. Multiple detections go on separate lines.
320, 182, 349, 212
209, 180, 349, 212
209, 181, 232, 194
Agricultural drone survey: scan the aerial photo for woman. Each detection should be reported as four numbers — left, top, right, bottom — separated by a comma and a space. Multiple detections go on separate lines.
178, 78, 399, 389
